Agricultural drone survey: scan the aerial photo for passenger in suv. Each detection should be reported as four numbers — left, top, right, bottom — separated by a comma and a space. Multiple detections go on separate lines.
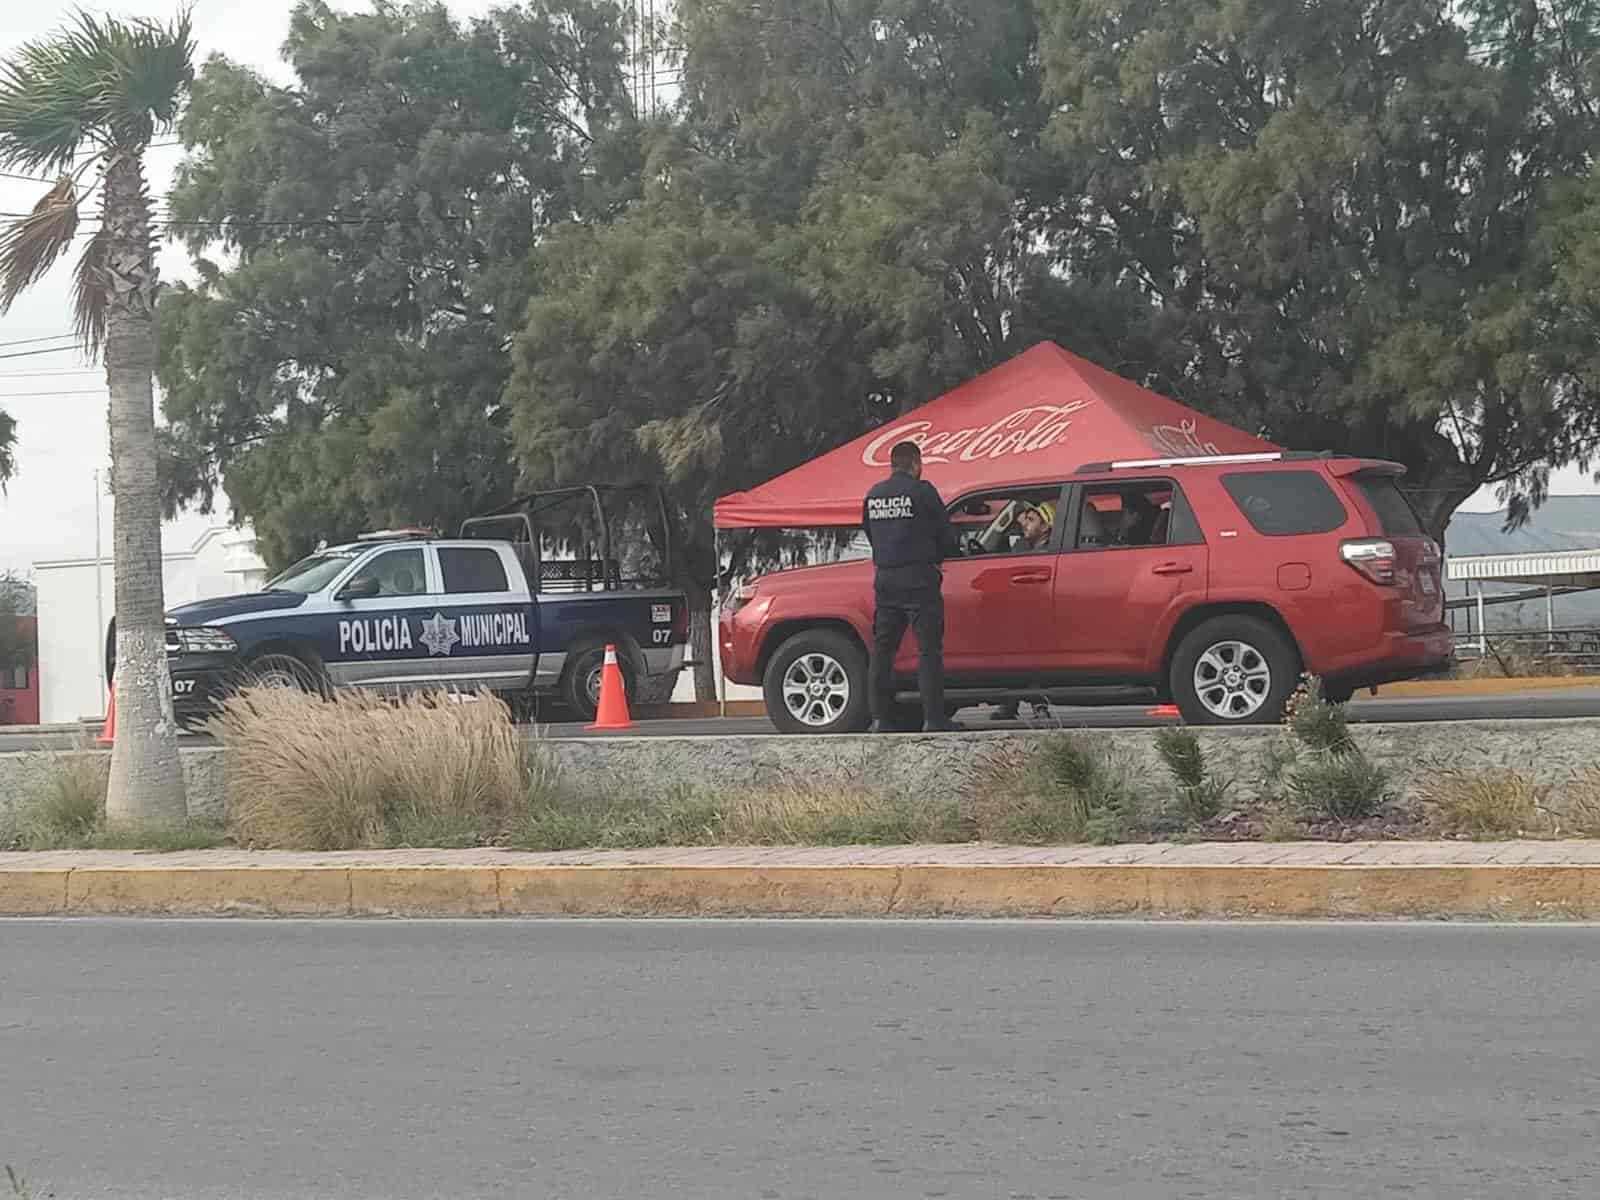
719, 452, 1450, 733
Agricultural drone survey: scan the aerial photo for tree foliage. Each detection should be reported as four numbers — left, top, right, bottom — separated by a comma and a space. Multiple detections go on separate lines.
163, 0, 1600, 604
1035, 0, 1600, 536
157, 0, 634, 568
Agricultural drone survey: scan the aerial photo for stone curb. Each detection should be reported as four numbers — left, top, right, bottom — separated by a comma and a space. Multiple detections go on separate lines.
4, 862, 1597, 919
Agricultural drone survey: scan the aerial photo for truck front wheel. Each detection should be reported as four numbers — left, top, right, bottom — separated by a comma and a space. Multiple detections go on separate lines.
763, 630, 869, 734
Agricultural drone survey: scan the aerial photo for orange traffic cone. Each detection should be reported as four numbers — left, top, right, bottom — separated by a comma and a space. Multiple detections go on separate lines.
586, 644, 633, 732
1146, 703, 1181, 718
97, 687, 116, 746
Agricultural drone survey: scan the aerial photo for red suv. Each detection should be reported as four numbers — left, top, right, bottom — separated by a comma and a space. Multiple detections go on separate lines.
719, 452, 1450, 732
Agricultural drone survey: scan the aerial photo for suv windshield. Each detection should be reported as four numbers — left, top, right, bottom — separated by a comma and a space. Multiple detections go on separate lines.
264, 550, 360, 594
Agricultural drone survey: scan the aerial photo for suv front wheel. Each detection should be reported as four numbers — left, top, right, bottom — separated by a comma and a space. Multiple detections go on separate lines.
764, 629, 870, 734
1170, 616, 1300, 726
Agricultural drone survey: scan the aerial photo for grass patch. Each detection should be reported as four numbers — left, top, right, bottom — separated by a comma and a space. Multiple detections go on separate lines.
1154, 726, 1228, 825
216, 688, 972, 851
975, 734, 1147, 844
17, 752, 105, 848
215, 688, 558, 850
0, 753, 228, 851
510, 785, 972, 851
1420, 768, 1551, 837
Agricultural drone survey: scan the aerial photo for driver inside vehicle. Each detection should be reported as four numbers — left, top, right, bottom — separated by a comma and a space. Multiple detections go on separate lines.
1016, 501, 1054, 551
958, 492, 1060, 556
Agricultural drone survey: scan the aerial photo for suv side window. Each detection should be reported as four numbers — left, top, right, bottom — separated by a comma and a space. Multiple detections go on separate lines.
345, 547, 427, 597
1074, 481, 1186, 550
950, 487, 1065, 557
1222, 471, 1347, 536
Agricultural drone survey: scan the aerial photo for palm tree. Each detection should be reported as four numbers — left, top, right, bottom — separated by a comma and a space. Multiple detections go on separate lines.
0, 407, 14, 485
0, 10, 194, 825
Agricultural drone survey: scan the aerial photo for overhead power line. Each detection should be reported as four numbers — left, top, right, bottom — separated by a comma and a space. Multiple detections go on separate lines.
0, 331, 76, 350
0, 345, 83, 362
0, 392, 108, 401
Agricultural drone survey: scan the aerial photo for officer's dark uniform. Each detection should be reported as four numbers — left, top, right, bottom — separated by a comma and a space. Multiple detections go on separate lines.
862, 468, 959, 730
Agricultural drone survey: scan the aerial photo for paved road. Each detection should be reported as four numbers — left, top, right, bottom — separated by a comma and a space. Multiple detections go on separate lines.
2, 920, 1597, 1199
5, 689, 1600, 751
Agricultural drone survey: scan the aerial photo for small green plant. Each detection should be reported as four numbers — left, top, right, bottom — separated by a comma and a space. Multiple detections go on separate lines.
1287, 751, 1390, 823
1285, 676, 1353, 753
1154, 726, 1228, 825
1420, 768, 1550, 837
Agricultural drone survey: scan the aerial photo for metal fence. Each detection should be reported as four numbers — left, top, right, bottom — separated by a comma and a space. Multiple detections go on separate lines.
1451, 627, 1600, 673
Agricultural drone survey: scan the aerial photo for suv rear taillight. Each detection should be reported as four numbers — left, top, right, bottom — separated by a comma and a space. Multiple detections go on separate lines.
1341, 538, 1397, 586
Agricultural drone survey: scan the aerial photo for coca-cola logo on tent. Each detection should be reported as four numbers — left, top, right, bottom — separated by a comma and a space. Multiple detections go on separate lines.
1145, 419, 1223, 458
862, 400, 1094, 467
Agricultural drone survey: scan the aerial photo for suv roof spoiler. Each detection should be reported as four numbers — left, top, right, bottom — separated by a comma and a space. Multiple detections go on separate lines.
1073, 450, 1344, 473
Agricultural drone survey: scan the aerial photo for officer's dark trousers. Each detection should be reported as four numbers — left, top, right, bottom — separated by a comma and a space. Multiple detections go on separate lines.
869, 564, 945, 729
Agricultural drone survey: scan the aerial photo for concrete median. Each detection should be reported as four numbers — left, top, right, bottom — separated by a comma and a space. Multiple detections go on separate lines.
4, 843, 1599, 919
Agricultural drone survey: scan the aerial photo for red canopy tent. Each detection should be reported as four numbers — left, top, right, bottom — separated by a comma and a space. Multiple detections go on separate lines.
713, 341, 1277, 529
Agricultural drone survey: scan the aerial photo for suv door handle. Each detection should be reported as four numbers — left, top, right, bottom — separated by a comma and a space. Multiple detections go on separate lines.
1010, 569, 1052, 585
1151, 562, 1193, 576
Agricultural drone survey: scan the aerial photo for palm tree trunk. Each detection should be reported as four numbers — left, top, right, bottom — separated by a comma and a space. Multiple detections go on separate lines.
103, 151, 185, 827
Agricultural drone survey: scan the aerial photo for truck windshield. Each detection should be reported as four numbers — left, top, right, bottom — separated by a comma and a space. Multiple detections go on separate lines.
264, 551, 360, 594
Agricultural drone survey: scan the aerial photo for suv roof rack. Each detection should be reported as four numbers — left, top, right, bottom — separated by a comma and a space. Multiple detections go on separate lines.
1074, 450, 1338, 473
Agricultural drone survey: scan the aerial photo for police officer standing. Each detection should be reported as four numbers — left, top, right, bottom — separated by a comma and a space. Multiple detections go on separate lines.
862, 441, 961, 733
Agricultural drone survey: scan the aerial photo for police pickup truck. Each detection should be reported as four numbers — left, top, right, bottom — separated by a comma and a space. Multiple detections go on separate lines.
114, 487, 690, 724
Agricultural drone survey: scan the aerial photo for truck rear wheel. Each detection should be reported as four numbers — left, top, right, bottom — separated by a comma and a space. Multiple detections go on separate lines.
763, 630, 869, 734
563, 641, 636, 722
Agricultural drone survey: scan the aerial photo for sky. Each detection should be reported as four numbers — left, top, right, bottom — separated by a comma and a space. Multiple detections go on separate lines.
2, 1, 1597, 583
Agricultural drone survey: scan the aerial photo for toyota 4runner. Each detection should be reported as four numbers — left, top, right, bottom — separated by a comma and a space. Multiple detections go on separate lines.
719, 452, 1450, 731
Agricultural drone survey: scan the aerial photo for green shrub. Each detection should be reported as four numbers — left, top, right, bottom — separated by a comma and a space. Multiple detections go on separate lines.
1285, 676, 1353, 753
1287, 751, 1390, 823
1154, 726, 1228, 825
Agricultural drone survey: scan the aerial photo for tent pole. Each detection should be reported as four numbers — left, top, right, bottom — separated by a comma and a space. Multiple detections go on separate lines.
715, 525, 726, 720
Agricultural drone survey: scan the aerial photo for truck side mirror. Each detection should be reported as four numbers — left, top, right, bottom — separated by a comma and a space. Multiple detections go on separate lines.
336, 576, 381, 602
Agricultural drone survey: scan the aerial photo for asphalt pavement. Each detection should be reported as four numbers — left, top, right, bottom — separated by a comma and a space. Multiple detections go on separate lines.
4, 688, 1600, 750
1, 919, 1597, 1199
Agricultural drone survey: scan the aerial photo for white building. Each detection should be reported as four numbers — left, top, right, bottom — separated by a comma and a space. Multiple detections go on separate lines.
34, 525, 267, 725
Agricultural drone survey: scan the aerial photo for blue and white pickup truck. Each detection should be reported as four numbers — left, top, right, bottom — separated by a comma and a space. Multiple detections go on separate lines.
111, 487, 689, 723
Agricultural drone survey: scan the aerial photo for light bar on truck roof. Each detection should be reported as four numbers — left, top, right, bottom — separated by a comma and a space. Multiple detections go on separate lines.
355, 527, 435, 541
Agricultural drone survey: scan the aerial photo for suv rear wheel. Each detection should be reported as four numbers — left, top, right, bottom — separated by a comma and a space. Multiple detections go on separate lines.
1170, 616, 1299, 725
764, 629, 869, 734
